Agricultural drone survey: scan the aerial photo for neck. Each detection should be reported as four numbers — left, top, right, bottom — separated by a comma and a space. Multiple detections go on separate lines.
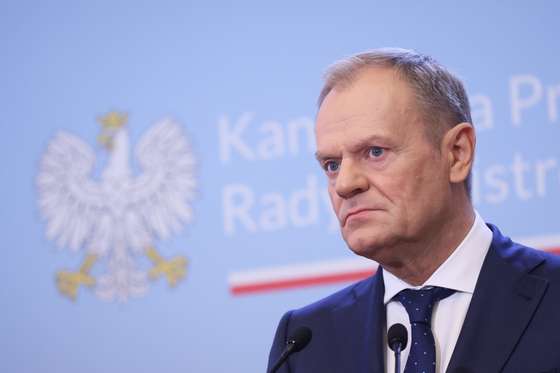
103, 129, 131, 181
383, 202, 475, 286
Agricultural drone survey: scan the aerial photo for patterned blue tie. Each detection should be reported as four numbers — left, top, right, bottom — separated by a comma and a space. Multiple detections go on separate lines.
396, 287, 455, 373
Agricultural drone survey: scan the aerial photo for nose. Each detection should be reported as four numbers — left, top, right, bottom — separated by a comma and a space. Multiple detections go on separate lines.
335, 159, 369, 199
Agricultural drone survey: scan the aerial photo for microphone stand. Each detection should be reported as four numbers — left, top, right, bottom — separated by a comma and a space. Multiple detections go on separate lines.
394, 343, 402, 373
269, 343, 294, 373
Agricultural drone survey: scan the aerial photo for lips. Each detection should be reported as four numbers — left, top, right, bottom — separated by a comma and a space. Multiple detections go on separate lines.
341, 208, 380, 226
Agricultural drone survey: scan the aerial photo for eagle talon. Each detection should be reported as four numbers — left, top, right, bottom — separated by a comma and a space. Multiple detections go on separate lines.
146, 247, 187, 287
56, 254, 97, 300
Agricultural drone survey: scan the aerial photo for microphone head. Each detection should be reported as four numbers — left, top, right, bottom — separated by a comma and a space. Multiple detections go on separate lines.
387, 323, 408, 352
287, 326, 312, 352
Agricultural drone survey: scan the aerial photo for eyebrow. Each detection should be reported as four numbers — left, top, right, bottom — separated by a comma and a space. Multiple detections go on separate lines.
315, 134, 393, 161
314, 151, 331, 163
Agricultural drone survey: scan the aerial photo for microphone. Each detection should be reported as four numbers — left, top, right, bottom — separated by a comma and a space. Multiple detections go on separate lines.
269, 326, 312, 373
388, 323, 408, 373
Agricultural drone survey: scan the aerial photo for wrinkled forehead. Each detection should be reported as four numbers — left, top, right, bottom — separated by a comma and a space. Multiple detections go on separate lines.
319, 68, 417, 116
315, 68, 421, 140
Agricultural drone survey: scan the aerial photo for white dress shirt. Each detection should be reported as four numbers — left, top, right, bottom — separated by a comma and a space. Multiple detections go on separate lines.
383, 212, 492, 373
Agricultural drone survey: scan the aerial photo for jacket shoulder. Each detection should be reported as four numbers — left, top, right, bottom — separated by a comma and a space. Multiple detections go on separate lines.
267, 274, 378, 370
291, 274, 376, 320
489, 223, 560, 277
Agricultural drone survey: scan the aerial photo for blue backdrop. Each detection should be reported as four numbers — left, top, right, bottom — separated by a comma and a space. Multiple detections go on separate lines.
2, 1, 559, 372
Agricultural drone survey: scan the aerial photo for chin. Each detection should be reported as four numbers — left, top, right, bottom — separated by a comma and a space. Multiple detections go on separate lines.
344, 231, 390, 262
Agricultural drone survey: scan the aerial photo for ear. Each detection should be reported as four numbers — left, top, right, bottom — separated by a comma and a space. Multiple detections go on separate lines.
441, 122, 475, 185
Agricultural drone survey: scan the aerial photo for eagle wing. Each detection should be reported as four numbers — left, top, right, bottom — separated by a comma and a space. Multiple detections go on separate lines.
125, 119, 196, 249
37, 132, 108, 252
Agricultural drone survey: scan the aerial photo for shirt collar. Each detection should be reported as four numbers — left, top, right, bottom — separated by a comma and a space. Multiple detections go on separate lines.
383, 211, 492, 305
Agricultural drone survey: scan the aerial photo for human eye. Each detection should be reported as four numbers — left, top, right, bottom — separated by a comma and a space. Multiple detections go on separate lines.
323, 160, 340, 174
368, 146, 385, 158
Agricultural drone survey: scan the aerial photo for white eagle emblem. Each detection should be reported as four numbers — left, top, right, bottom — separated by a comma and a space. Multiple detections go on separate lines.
36, 112, 196, 301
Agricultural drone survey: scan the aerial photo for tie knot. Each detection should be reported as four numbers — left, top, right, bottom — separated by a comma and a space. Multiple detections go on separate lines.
396, 286, 455, 324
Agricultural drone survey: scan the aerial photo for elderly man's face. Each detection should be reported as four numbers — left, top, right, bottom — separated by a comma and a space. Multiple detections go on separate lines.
315, 68, 452, 264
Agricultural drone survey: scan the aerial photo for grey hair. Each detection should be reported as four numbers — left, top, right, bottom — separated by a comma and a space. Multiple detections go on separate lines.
318, 47, 473, 196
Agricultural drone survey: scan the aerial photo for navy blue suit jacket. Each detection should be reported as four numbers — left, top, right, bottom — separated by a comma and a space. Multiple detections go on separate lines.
268, 225, 560, 373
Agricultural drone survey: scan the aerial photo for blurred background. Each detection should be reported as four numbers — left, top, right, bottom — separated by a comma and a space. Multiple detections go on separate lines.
1, 1, 559, 372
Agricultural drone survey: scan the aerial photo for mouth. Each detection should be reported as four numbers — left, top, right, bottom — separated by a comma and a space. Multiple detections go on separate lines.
342, 208, 380, 226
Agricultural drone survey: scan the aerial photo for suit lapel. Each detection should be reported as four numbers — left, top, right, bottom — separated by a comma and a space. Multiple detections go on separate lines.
331, 268, 386, 373
446, 225, 549, 373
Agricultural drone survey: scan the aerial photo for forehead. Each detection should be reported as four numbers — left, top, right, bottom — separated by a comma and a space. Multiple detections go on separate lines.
315, 68, 421, 148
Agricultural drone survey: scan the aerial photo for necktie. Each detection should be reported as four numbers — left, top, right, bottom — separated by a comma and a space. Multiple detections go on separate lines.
396, 287, 455, 373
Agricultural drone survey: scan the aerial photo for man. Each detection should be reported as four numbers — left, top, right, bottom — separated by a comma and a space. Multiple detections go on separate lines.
267, 48, 560, 373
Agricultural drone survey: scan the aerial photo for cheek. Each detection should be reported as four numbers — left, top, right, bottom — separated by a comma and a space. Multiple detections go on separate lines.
393, 166, 448, 222
370, 171, 423, 224
371, 172, 411, 206
327, 185, 341, 213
